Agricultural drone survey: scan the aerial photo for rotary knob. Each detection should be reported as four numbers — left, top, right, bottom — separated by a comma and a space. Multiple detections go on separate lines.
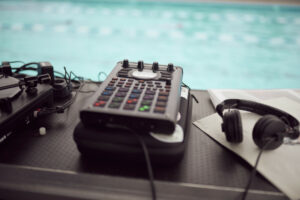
167, 63, 174, 72
152, 62, 159, 72
166, 78, 171, 85
122, 59, 129, 68
137, 60, 144, 71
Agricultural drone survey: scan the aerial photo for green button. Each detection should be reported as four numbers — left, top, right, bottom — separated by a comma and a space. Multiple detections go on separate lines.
139, 107, 145, 111
113, 97, 123, 102
143, 105, 149, 109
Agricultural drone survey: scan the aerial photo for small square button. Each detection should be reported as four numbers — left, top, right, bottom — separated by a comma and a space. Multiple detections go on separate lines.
156, 101, 166, 107
112, 97, 124, 102
145, 90, 155, 95
159, 91, 169, 96
139, 105, 150, 112
119, 88, 129, 92
98, 96, 110, 101
143, 95, 154, 100
132, 89, 142, 94
105, 86, 116, 91
94, 101, 106, 107
102, 91, 113, 96
141, 100, 152, 106
109, 102, 121, 109
126, 99, 138, 104
154, 107, 165, 113
115, 92, 127, 97
129, 94, 140, 99
124, 104, 136, 110
157, 96, 168, 102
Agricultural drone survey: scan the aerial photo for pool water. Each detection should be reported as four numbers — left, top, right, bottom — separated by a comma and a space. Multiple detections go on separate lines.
0, 0, 300, 89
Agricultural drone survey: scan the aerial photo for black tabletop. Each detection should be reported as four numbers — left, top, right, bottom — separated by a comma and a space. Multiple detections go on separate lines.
0, 85, 287, 200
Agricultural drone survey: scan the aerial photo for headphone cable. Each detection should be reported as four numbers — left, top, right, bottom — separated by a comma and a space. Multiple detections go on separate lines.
241, 138, 275, 200
132, 131, 156, 200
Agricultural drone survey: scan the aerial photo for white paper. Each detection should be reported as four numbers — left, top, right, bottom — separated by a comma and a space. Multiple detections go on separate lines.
193, 97, 300, 200
208, 89, 300, 108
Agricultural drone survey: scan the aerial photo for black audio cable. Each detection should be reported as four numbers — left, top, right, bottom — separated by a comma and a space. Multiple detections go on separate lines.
4, 61, 102, 87
3, 61, 25, 65
134, 132, 157, 200
0, 60, 25, 69
241, 138, 276, 200
35, 69, 101, 117
2, 61, 101, 123
35, 69, 83, 116
14, 62, 40, 73
116, 126, 156, 200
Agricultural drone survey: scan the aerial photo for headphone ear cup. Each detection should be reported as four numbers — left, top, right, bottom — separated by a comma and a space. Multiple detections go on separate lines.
253, 115, 286, 150
222, 110, 243, 143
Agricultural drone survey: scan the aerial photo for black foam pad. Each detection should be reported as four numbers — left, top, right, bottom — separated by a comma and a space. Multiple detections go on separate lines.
223, 110, 243, 143
253, 115, 286, 150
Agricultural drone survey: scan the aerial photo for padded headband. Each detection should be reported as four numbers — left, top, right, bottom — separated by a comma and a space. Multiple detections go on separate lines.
216, 99, 299, 131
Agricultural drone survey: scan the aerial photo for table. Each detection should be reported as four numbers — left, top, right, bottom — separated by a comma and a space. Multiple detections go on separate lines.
0, 89, 287, 200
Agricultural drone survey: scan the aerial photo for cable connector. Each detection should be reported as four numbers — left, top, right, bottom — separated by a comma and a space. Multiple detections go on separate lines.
56, 106, 65, 113
1, 62, 13, 76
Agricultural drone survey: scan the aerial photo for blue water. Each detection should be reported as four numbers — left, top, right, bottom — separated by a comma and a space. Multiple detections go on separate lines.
0, 0, 300, 89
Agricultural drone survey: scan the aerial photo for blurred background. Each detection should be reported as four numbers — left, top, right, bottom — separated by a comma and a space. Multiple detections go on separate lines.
0, 0, 300, 89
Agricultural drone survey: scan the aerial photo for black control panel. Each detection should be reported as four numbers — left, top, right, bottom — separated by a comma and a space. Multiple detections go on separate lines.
80, 60, 183, 134
0, 76, 53, 143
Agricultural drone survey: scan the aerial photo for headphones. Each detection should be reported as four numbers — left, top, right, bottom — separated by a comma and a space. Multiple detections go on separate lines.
216, 99, 300, 150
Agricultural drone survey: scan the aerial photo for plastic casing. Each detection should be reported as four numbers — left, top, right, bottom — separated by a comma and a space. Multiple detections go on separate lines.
80, 61, 183, 134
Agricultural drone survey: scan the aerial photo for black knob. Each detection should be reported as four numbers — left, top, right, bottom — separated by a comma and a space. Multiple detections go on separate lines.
122, 59, 129, 68
26, 87, 38, 96
167, 63, 174, 72
137, 60, 144, 71
152, 62, 159, 72
166, 78, 171, 85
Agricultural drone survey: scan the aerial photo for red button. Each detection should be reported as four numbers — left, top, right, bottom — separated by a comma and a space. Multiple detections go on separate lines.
94, 101, 106, 107
127, 99, 138, 104
99, 101, 106, 105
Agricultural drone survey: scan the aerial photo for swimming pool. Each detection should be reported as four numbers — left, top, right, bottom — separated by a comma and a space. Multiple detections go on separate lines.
0, 0, 300, 89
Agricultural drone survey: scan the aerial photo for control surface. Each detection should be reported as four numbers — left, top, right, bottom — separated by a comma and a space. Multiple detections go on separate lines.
80, 60, 183, 134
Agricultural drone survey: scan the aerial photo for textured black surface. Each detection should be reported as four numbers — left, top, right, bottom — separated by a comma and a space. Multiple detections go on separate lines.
0, 84, 278, 192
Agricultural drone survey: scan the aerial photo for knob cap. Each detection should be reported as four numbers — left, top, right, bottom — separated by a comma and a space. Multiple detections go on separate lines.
122, 59, 129, 68
167, 63, 174, 72
166, 78, 171, 85
152, 62, 159, 72
137, 60, 144, 71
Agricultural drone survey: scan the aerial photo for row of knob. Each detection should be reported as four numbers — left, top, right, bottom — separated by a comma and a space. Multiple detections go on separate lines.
122, 59, 174, 72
